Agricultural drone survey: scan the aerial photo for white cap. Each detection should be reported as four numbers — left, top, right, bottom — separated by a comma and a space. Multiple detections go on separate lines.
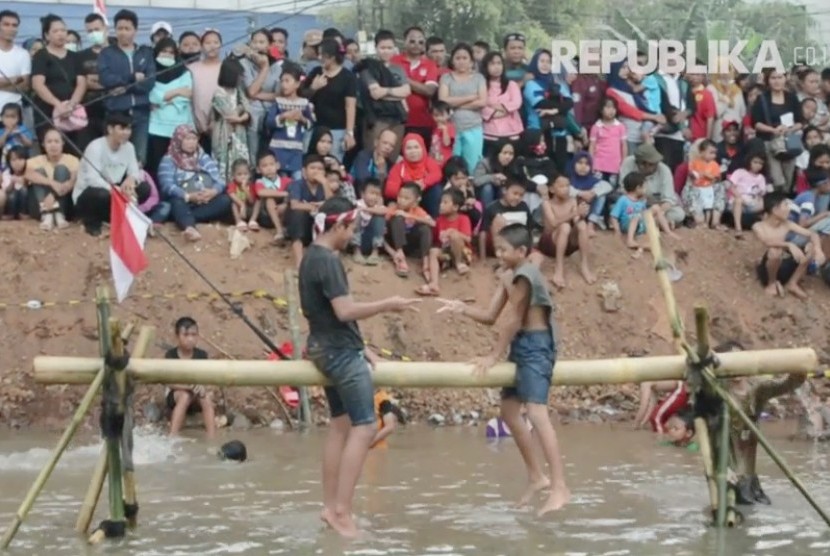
151, 21, 172, 36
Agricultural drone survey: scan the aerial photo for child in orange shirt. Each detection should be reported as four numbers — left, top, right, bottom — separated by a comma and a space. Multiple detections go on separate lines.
385, 181, 436, 279
418, 187, 472, 296
683, 139, 727, 229
227, 159, 260, 231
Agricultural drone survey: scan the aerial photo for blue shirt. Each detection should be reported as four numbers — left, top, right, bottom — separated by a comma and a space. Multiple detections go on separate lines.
287, 179, 325, 204
611, 194, 647, 234
642, 74, 661, 113
0, 124, 34, 169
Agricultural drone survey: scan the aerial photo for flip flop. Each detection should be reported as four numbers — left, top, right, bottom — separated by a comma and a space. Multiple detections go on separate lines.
456, 263, 470, 275
394, 256, 409, 278
415, 284, 439, 296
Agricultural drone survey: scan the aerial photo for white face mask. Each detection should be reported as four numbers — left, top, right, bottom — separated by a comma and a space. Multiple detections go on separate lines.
66, 43, 79, 52
87, 31, 105, 46
156, 56, 175, 67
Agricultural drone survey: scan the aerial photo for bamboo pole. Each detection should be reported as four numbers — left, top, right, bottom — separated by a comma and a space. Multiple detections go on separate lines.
32, 349, 816, 388
122, 326, 153, 529
716, 401, 730, 527
0, 288, 112, 549
695, 417, 719, 514
104, 319, 126, 528
285, 270, 311, 426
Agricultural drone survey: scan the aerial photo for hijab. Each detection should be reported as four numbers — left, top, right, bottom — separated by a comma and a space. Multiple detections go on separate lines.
154, 38, 186, 84
168, 124, 201, 171
528, 49, 554, 91
489, 138, 520, 176
567, 151, 600, 191
607, 59, 651, 112
518, 129, 546, 159
400, 133, 437, 181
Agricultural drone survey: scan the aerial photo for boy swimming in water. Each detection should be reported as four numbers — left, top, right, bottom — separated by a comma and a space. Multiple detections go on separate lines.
437, 223, 570, 516
299, 196, 420, 538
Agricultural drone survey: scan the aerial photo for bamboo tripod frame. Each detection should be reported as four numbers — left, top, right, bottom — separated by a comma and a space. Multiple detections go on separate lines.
642, 211, 830, 528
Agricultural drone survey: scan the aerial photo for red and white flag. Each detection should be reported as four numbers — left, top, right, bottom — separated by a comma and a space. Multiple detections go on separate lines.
110, 190, 150, 302
93, 0, 108, 24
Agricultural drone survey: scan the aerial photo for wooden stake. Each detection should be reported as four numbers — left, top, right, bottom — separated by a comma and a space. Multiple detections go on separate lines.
716, 401, 730, 527
104, 319, 127, 528
694, 417, 719, 515
285, 269, 311, 426
0, 287, 112, 549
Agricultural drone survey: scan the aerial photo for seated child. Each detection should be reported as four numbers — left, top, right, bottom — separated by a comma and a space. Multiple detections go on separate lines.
371, 389, 407, 449
479, 179, 533, 259
795, 125, 822, 172
352, 178, 386, 266
430, 101, 456, 167
324, 167, 356, 203
0, 145, 28, 219
752, 191, 827, 299
285, 154, 327, 268
662, 409, 699, 451
385, 181, 436, 279
727, 152, 770, 237
567, 151, 613, 234
253, 151, 291, 241
538, 174, 595, 288
0, 103, 34, 167
419, 187, 472, 296
610, 171, 648, 252
443, 156, 481, 230
790, 169, 830, 255
716, 120, 743, 180
227, 158, 260, 231
683, 139, 728, 229
164, 317, 217, 439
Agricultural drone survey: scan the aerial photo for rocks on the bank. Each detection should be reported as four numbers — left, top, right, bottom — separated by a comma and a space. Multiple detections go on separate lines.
228, 412, 252, 430
269, 418, 286, 430
428, 413, 445, 426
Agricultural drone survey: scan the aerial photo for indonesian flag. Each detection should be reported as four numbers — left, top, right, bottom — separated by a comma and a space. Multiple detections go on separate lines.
110, 189, 150, 302
93, 0, 107, 23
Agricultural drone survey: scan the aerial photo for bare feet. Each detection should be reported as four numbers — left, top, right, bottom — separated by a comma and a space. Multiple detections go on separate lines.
580, 264, 596, 285
321, 508, 361, 538
183, 227, 201, 242
516, 476, 550, 507
552, 269, 566, 289
536, 486, 571, 517
786, 283, 808, 300
764, 282, 783, 297
667, 230, 681, 241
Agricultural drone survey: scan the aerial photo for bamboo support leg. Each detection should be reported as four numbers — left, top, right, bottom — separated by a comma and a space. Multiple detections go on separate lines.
285, 270, 311, 426
105, 320, 126, 525
716, 402, 730, 527
695, 417, 719, 514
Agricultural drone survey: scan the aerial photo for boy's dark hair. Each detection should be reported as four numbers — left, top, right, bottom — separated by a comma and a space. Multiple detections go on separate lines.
504, 178, 525, 191
443, 156, 469, 181
809, 143, 830, 164
179, 31, 198, 44
672, 408, 695, 431
0, 10, 20, 24
498, 223, 533, 252
400, 181, 422, 198
822, 67, 830, 82
442, 187, 466, 208
256, 150, 276, 165
218, 57, 244, 89
84, 13, 105, 25
431, 100, 451, 114
325, 168, 341, 178
622, 171, 645, 192
426, 36, 444, 49
473, 40, 490, 52
1, 102, 22, 119
174, 317, 197, 334
802, 125, 821, 147
280, 61, 304, 83
231, 158, 250, 172
105, 111, 132, 129
714, 340, 745, 352
374, 29, 395, 46
363, 177, 382, 192
303, 153, 325, 168
113, 9, 138, 28
270, 27, 288, 39
318, 196, 356, 232
697, 139, 716, 152
802, 97, 818, 107
219, 440, 247, 462
762, 191, 789, 215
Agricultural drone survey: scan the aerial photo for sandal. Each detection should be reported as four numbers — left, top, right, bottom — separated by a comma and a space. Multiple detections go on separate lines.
415, 284, 440, 296
365, 253, 381, 266
456, 263, 470, 276
236, 221, 248, 231
353, 252, 367, 265
248, 220, 260, 231
394, 255, 409, 278
183, 227, 202, 242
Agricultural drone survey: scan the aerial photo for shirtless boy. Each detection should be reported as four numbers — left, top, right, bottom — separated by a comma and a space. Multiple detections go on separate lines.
539, 175, 596, 288
437, 223, 570, 517
299, 196, 420, 537
752, 191, 826, 299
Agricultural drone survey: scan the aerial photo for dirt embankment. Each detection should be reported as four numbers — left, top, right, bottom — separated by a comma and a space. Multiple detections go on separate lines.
1, 222, 828, 430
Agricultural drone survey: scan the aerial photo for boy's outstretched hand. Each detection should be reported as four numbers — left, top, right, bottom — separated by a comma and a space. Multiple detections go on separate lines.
436, 298, 466, 314
387, 296, 422, 312
470, 355, 497, 378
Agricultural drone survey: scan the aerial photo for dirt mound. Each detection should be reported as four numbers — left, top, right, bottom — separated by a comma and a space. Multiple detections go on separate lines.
1, 222, 828, 429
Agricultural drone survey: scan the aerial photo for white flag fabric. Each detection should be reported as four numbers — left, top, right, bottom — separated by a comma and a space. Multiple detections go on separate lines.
110, 190, 150, 302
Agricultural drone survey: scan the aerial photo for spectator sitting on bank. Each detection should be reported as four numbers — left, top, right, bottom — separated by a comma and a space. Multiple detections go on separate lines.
156, 124, 231, 242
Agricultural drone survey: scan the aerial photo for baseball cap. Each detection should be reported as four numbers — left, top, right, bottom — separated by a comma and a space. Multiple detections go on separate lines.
151, 21, 172, 36
721, 119, 740, 131
303, 29, 323, 47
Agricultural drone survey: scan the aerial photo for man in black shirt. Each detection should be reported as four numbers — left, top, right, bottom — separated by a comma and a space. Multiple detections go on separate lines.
163, 316, 216, 439
299, 196, 419, 538
75, 13, 109, 152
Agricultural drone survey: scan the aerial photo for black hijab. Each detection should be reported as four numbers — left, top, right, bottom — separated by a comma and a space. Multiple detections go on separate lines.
154, 38, 186, 84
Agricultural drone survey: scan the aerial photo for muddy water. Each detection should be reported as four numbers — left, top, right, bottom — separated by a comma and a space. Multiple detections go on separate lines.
1, 423, 829, 555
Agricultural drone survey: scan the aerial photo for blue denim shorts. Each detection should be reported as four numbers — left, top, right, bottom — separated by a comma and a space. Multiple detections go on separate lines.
308, 345, 376, 426
501, 330, 556, 405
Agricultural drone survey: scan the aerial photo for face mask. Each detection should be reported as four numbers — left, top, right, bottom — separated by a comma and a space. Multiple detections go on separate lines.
87, 31, 105, 46
156, 56, 175, 67
66, 43, 78, 52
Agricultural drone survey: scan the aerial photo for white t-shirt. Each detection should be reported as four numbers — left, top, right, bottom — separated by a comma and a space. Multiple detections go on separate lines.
0, 44, 31, 107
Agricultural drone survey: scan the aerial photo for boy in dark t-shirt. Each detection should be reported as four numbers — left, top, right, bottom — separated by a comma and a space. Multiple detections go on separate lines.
299, 196, 420, 538
164, 316, 216, 438
479, 180, 533, 259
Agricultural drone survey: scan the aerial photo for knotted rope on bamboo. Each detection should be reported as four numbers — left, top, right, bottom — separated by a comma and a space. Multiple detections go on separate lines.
100, 350, 131, 440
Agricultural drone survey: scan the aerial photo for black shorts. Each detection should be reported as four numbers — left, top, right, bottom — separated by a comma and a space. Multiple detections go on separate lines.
756, 251, 799, 286
166, 390, 201, 415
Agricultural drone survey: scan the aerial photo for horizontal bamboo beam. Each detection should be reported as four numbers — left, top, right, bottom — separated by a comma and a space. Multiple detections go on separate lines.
34, 349, 816, 387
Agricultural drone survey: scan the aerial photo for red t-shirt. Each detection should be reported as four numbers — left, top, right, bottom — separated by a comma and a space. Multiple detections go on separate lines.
689, 86, 716, 141
252, 176, 291, 201
435, 213, 472, 246
391, 54, 439, 129
430, 123, 456, 166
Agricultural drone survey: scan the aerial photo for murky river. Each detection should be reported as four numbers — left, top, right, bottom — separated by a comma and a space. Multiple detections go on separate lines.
1, 423, 830, 555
